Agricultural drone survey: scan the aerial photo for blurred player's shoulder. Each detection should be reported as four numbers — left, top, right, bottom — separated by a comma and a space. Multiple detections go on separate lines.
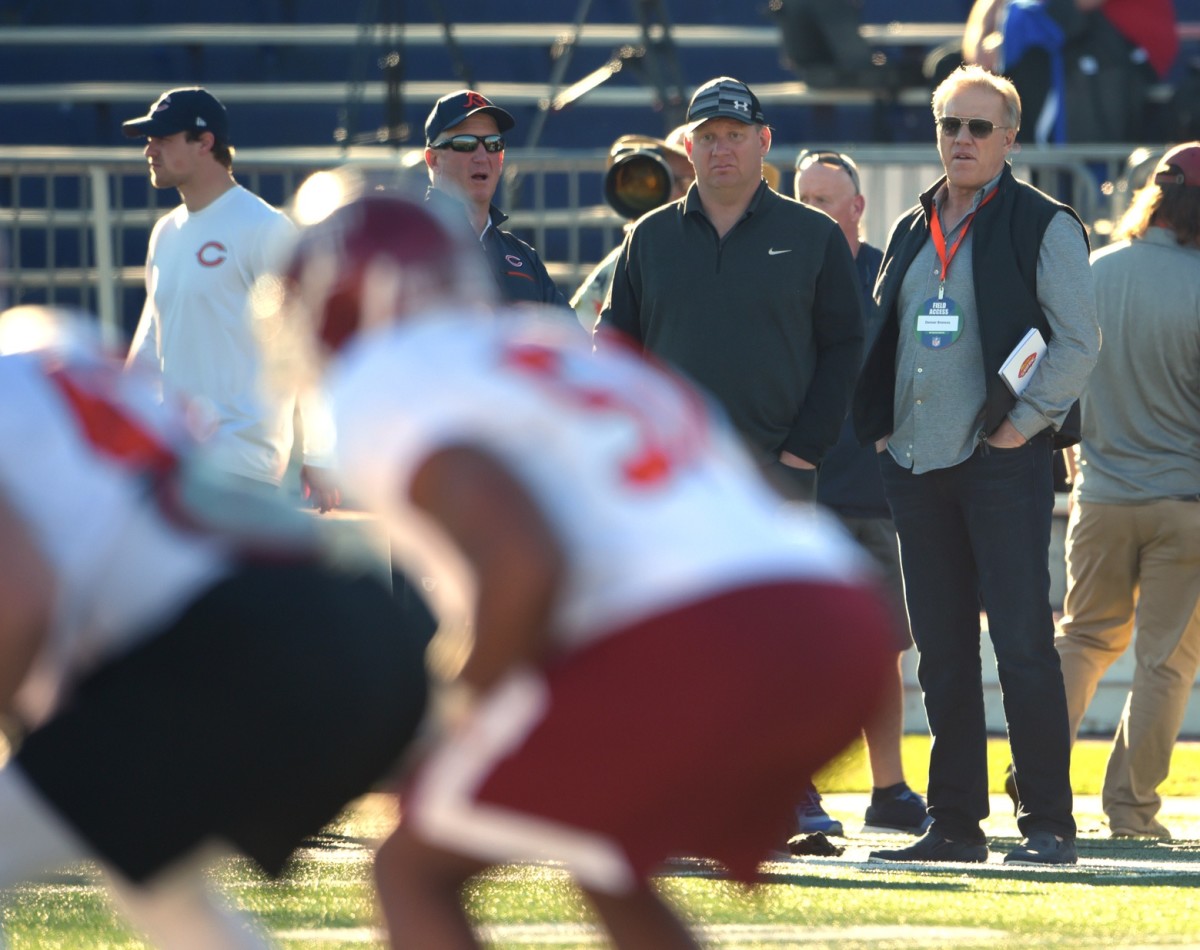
334, 304, 585, 377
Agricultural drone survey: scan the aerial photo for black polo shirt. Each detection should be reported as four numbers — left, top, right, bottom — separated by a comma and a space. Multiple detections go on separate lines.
599, 180, 863, 466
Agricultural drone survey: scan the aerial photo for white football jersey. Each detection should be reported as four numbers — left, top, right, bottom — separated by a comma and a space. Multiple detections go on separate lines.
0, 350, 229, 724
329, 309, 872, 648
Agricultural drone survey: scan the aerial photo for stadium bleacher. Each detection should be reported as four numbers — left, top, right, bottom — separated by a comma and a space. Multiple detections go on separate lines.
0, 1, 977, 150
1, 1, 1195, 150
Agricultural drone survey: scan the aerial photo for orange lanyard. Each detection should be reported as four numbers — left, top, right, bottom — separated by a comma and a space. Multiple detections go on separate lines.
929, 187, 997, 299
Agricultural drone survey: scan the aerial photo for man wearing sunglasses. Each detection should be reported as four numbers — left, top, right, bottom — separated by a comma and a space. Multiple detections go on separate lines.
423, 90, 570, 313
855, 64, 1099, 867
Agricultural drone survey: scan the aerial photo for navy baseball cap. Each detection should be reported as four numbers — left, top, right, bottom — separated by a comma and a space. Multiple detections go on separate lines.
122, 87, 230, 142
425, 90, 515, 146
685, 77, 767, 130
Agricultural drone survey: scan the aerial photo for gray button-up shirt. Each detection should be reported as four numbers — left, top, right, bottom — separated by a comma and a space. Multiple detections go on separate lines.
888, 173, 1098, 474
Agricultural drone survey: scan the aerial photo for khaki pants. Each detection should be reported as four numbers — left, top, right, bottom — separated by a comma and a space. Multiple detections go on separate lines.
1056, 498, 1200, 835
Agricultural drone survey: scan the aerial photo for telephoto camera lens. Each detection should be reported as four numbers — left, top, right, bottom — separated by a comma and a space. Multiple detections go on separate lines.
604, 150, 674, 219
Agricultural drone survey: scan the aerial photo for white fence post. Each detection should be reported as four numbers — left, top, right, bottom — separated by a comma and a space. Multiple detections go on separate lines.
88, 164, 119, 347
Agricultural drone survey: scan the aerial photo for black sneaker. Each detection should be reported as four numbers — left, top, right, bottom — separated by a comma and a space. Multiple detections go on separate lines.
863, 786, 932, 834
1003, 832, 1077, 866
869, 829, 988, 863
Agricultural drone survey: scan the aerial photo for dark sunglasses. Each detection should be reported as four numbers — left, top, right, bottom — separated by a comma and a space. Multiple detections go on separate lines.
937, 116, 1009, 139
432, 134, 505, 153
794, 149, 861, 195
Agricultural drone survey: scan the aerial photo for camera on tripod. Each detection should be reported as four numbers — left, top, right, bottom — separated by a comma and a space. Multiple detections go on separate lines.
603, 134, 690, 220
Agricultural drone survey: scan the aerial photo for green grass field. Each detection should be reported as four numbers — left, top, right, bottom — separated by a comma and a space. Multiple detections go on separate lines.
5, 738, 1200, 948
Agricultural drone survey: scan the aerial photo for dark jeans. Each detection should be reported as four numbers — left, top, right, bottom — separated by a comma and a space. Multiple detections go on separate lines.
880, 436, 1075, 842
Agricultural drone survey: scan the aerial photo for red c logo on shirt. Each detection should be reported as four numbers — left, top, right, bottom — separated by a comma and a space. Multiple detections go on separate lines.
197, 241, 228, 267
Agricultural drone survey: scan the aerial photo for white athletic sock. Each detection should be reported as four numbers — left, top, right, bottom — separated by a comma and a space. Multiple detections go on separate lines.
0, 764, 91, 890
0, 767, 270, 948
0, 764, 94, 948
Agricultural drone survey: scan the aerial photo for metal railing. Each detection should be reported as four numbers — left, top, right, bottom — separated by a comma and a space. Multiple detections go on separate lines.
0, 21, 1194, 48
0, 143, 1154, 341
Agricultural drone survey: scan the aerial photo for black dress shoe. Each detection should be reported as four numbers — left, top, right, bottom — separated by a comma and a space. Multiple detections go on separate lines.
869, 829, 989, 863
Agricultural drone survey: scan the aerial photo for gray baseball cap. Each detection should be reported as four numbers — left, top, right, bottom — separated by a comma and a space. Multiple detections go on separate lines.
685, 77, 767, 130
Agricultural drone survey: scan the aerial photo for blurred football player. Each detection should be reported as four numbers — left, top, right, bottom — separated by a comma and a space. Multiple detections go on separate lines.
0, 306, 428, 948
279, 182, 896, 949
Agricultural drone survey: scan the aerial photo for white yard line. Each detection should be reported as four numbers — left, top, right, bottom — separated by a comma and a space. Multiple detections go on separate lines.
275, 922, 1012, 945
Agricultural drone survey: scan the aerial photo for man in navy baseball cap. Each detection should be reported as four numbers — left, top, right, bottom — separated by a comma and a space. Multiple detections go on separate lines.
122, 87, 230, 143
422, 89, 570, 315
121, 84, 343, 508
424, 89, 514, 146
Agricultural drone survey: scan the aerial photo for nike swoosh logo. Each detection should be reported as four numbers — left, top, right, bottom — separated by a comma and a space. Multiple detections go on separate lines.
768, 248, 792, 256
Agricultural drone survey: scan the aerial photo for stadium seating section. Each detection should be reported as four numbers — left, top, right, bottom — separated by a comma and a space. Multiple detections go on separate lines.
1, 0, 1192, 151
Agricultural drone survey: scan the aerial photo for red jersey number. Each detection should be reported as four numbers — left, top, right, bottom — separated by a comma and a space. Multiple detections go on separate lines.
502, 342, 705, 487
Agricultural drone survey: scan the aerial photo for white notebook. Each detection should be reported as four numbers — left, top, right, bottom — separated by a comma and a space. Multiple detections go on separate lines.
998, 327, 1047, 396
